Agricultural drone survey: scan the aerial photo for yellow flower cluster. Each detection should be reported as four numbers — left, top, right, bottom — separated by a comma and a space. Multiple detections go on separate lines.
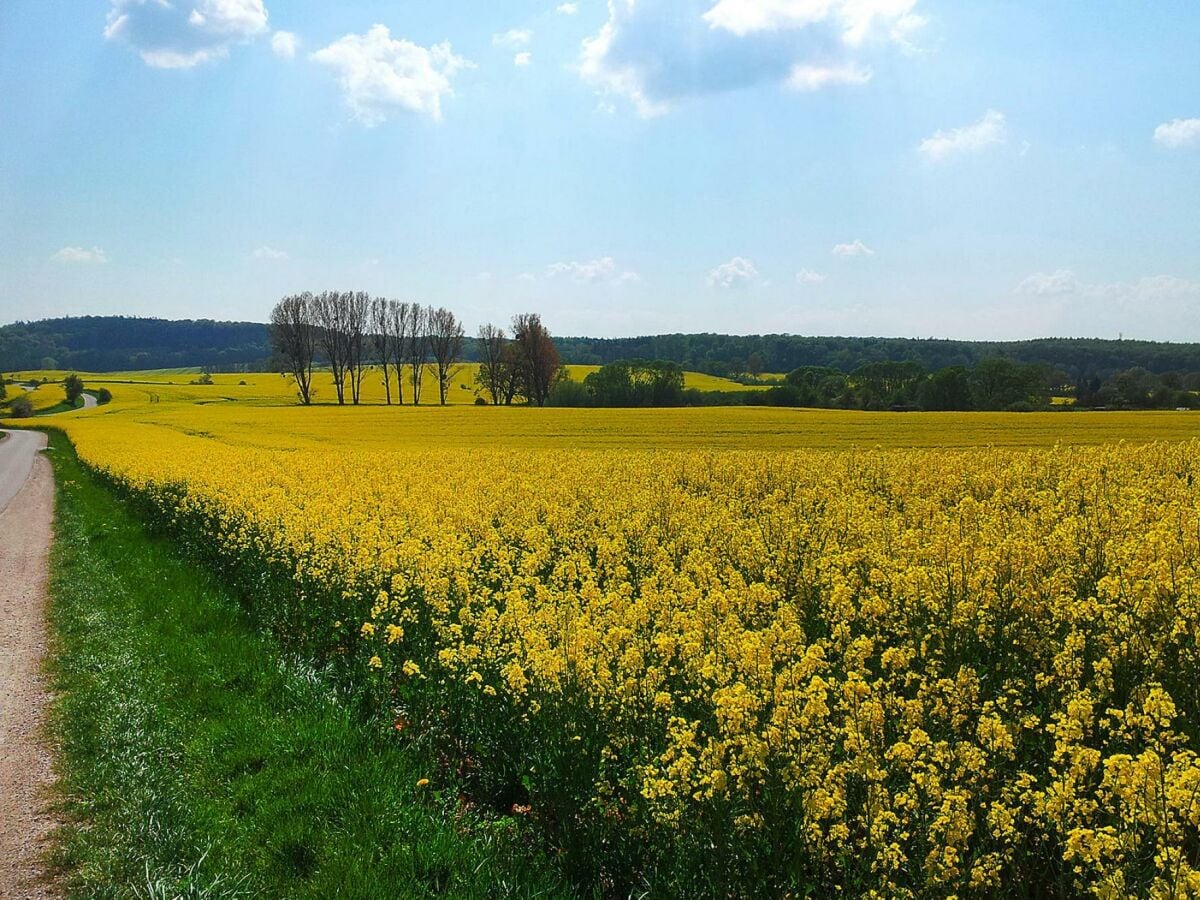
59, 411, 1200, 894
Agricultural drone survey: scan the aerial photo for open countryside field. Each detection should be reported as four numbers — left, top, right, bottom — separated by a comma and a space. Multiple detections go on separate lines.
7, 374, 1200, 895
10, 368, 1200, 450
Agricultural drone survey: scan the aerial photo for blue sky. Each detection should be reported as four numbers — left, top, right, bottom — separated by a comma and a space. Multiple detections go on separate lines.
1, 1, 1197, 339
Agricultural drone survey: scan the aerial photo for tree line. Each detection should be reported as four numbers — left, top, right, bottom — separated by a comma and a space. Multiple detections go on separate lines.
543, 356, 1200, 411
10, 316, 1200, 383
555, 333, 1200, 382
269, 292, 561, 406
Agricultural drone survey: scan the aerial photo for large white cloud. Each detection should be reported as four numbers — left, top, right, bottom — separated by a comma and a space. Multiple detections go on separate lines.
1154, 118, 1200, 149
311, 25, 472, 125
703, 0, 923, 44
918, 109, 1007, 162
580, 0, 923, 117
104, 0, 268, 69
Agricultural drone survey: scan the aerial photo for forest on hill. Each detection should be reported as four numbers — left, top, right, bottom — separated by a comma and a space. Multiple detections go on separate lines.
4, 315, 1200, 382
0, 316, 272, 372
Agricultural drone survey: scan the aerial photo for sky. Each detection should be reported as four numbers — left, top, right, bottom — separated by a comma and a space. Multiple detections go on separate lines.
0, 1, 1198, 340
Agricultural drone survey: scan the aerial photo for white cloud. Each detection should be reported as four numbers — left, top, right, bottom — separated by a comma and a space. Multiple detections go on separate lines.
52, 246, 109, 264
517, 272, 538, 282
515, 51, 533, 67
918, 109, 1007, 162
545, 256, 640, 283
252, 245, 288, 260
311, 25, 472, 125
832, 239, 873, 256
1016, 269, 1078, 297
557, 2, 580, 13
708, 256, 759, 288
1014, 271, 1200, 335
580, 0, 922, 117
270, 30, 298, 58
786, 62, 871, 91
1154, 118, 1200, 149
703, 0, 922, 42
104, 0, 268, 68
796, 268, 827, 284
1016, 270, 1200, 308
493, 28, 532, 47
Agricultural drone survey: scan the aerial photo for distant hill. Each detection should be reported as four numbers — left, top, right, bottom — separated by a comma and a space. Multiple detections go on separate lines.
4, 315, 1200, 380
0, 316, 272, 372
556, 334, 1200, 380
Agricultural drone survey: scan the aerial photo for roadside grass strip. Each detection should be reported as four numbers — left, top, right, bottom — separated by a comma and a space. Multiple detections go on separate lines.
43, 430, 565, 898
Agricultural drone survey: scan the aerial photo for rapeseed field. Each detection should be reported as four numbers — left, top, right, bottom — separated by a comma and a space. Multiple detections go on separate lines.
22, 379, 1198, 896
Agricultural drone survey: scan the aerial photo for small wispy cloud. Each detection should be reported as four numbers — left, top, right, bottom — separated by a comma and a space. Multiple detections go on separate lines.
492, 28, 531, 48
708, 257, 758, 289
52, 246, 108, 264
545, 256, 639, 283
1154, 118, 1200, 149
796, 269, 827, 284
786, 63, 871, 92
252, 245, 289, 260
1016, 269, 1078, 296
271, 30, 299, 59
919, 109, 1007, 162
556, 3, 579, 14
832, 240, 874, 257
514, 51, 532, 67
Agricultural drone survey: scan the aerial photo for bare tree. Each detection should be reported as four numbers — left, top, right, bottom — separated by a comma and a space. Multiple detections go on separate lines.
313, 291, 350, 405
428, 307, 465, 405
269, 293, 317, 405
389, 300, 412, 405
511, 312, 560, 406
405, 304, 430, 405
345, 291, 371, 405
371, 296, 396, 405
475, 323, 507, 405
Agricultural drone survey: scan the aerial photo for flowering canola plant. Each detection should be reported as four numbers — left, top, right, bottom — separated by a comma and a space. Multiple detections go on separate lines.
53, 407, 1200, 896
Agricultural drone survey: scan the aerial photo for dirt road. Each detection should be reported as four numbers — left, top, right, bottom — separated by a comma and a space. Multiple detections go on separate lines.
0, 429, 59, 899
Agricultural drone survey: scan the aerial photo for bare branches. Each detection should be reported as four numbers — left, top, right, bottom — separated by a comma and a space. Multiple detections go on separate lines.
272, 292, 559, 409
428, 307, 465, 406
269, 293, 317, 405
406, 304, 430, 405
475, 323, 507, 406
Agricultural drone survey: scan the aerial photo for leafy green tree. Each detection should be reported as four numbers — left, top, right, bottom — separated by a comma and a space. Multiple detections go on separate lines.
918, 367, 973, 410
968, 358, 1046, 410
64, 373, 85, 404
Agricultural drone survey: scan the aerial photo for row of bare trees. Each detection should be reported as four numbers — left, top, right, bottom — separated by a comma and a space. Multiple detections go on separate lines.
270, 292, 559, 407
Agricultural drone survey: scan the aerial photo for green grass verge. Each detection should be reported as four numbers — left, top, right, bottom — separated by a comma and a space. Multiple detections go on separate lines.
34, 397, 84, 417
43, 429, 568, 898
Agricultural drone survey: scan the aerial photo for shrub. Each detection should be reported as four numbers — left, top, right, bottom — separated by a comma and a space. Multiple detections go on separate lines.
8, 396, 33, 418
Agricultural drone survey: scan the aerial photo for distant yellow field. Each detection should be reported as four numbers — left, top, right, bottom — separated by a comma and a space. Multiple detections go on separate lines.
1, 381, 69, 414
7, 364, 764, 408
7, 367, 1200, 450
